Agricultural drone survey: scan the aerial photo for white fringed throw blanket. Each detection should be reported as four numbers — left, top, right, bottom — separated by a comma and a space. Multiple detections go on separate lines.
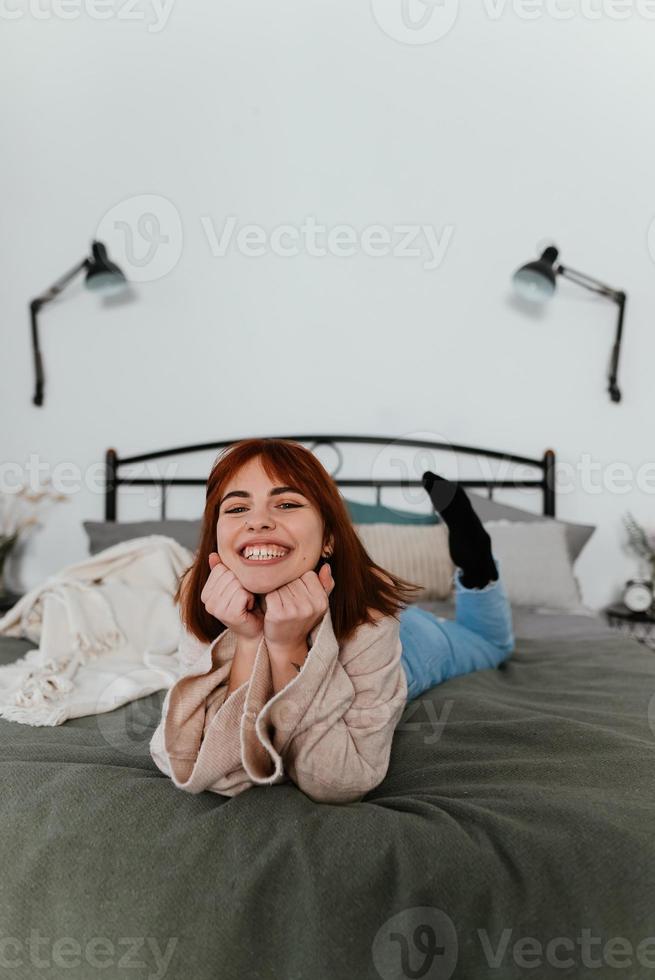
0, 535, 192, 726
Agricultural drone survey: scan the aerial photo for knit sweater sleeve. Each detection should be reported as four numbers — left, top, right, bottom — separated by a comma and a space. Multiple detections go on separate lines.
251, 611, 408, 804
149, 624, 256, 797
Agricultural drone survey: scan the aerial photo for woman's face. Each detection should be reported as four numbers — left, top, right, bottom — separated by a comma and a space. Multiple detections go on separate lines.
215, 457, 332, 597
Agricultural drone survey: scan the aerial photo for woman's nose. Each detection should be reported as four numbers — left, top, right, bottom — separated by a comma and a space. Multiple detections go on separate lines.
246, 514, 274, 529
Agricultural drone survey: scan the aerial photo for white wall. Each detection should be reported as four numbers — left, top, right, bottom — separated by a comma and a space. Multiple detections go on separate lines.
2, 0, 654, 610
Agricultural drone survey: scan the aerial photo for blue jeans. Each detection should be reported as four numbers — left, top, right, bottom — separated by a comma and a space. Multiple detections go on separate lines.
399, 557, 514, 701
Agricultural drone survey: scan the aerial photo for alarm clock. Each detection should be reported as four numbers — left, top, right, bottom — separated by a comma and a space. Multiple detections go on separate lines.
622, 579, 654, 613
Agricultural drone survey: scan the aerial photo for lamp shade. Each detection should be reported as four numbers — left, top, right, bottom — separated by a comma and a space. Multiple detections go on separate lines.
84, 241, 128, 294
512, 245, 559, 302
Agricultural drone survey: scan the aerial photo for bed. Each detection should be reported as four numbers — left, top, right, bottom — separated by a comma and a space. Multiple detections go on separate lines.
1, 435, 653, 980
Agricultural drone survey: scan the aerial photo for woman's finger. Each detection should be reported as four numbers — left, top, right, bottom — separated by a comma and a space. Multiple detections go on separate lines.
266, 589, 283, 615
302, 568, 332, 601
202, 573, 240, 613
321, 564, 335, 596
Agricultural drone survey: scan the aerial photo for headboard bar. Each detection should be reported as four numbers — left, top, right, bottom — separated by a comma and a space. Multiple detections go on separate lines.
104, 438, 556, 522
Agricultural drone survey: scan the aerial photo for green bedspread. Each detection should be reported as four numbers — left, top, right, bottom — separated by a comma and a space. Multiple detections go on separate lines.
0, 624, 654, 980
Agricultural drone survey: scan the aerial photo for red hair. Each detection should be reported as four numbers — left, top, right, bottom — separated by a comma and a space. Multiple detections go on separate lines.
175, 438, 423, 645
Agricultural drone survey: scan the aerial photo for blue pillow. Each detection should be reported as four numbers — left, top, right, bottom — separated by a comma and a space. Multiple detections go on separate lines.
344, 499, 440, 526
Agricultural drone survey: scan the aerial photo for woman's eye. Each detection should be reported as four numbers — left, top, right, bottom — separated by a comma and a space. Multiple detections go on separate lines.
226, 503, 301, 514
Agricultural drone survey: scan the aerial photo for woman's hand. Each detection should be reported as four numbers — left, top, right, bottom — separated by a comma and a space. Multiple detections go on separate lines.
200, 553, 265, 642
263, 563, 335, 651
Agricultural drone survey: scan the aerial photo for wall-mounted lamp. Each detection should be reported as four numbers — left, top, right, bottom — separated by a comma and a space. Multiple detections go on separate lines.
29, 241, 129, 407
512, 245, 626, 404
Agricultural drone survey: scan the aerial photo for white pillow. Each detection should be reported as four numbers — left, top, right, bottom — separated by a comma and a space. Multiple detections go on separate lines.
483, 519, 586, 611
354, 518, 587, 610
354, 523, 454, 602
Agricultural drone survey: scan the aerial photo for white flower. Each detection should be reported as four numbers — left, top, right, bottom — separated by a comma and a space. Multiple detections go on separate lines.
0, 481, 68, 539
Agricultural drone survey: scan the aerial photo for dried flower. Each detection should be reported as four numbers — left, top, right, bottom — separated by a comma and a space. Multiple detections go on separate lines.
622, 511, 655, 566
0, 480, 69, 542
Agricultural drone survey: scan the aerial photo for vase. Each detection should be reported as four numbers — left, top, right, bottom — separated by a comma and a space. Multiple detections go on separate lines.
0, 533, 18, 597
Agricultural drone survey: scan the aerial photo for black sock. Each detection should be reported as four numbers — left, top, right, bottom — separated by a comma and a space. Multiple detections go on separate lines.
422, 471, 498, 589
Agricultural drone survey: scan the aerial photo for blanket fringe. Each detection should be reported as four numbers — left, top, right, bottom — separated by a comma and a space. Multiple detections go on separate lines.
2, 612, 126, 724
5, 647, 91, 715
0, 701, 69, 726
73, 629, 123, 654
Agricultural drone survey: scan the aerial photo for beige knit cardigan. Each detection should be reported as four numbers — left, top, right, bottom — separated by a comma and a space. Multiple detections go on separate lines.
150, 603, 408, 804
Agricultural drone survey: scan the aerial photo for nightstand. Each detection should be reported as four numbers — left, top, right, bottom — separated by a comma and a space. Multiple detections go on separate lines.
0, 591, 23, 615
605, 603, 655, 651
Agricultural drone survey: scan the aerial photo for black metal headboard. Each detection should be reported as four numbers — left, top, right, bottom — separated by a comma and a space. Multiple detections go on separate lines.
104, 435, 556, 522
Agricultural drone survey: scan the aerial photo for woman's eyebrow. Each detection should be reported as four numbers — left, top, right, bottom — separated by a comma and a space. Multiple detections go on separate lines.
219, 486, 305, 507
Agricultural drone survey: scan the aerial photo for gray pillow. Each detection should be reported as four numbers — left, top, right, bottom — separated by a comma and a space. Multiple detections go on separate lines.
482, 520, 586, 610
83, 491, 595, 569
83, 520, 201, 556
83, 499, 438, 559
467, 492, 595, 564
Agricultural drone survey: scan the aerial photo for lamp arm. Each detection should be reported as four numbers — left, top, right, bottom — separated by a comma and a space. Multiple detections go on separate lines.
557, 263, 625, 404
29, 256, 91, 407
556, 264, 621, 300
607, 291, 626, 404
31, 257, 90, 308
30, 301, 46, 407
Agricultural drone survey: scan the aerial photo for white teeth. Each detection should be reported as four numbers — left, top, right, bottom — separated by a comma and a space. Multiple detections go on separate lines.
242, 547, 289, 560
246, 555, 286, 561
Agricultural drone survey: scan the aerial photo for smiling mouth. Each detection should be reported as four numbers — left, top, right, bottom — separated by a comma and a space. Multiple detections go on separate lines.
239, 549, 292, 565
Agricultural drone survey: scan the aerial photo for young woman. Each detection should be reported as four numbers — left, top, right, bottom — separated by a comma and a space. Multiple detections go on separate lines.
149, 438, 515, 804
